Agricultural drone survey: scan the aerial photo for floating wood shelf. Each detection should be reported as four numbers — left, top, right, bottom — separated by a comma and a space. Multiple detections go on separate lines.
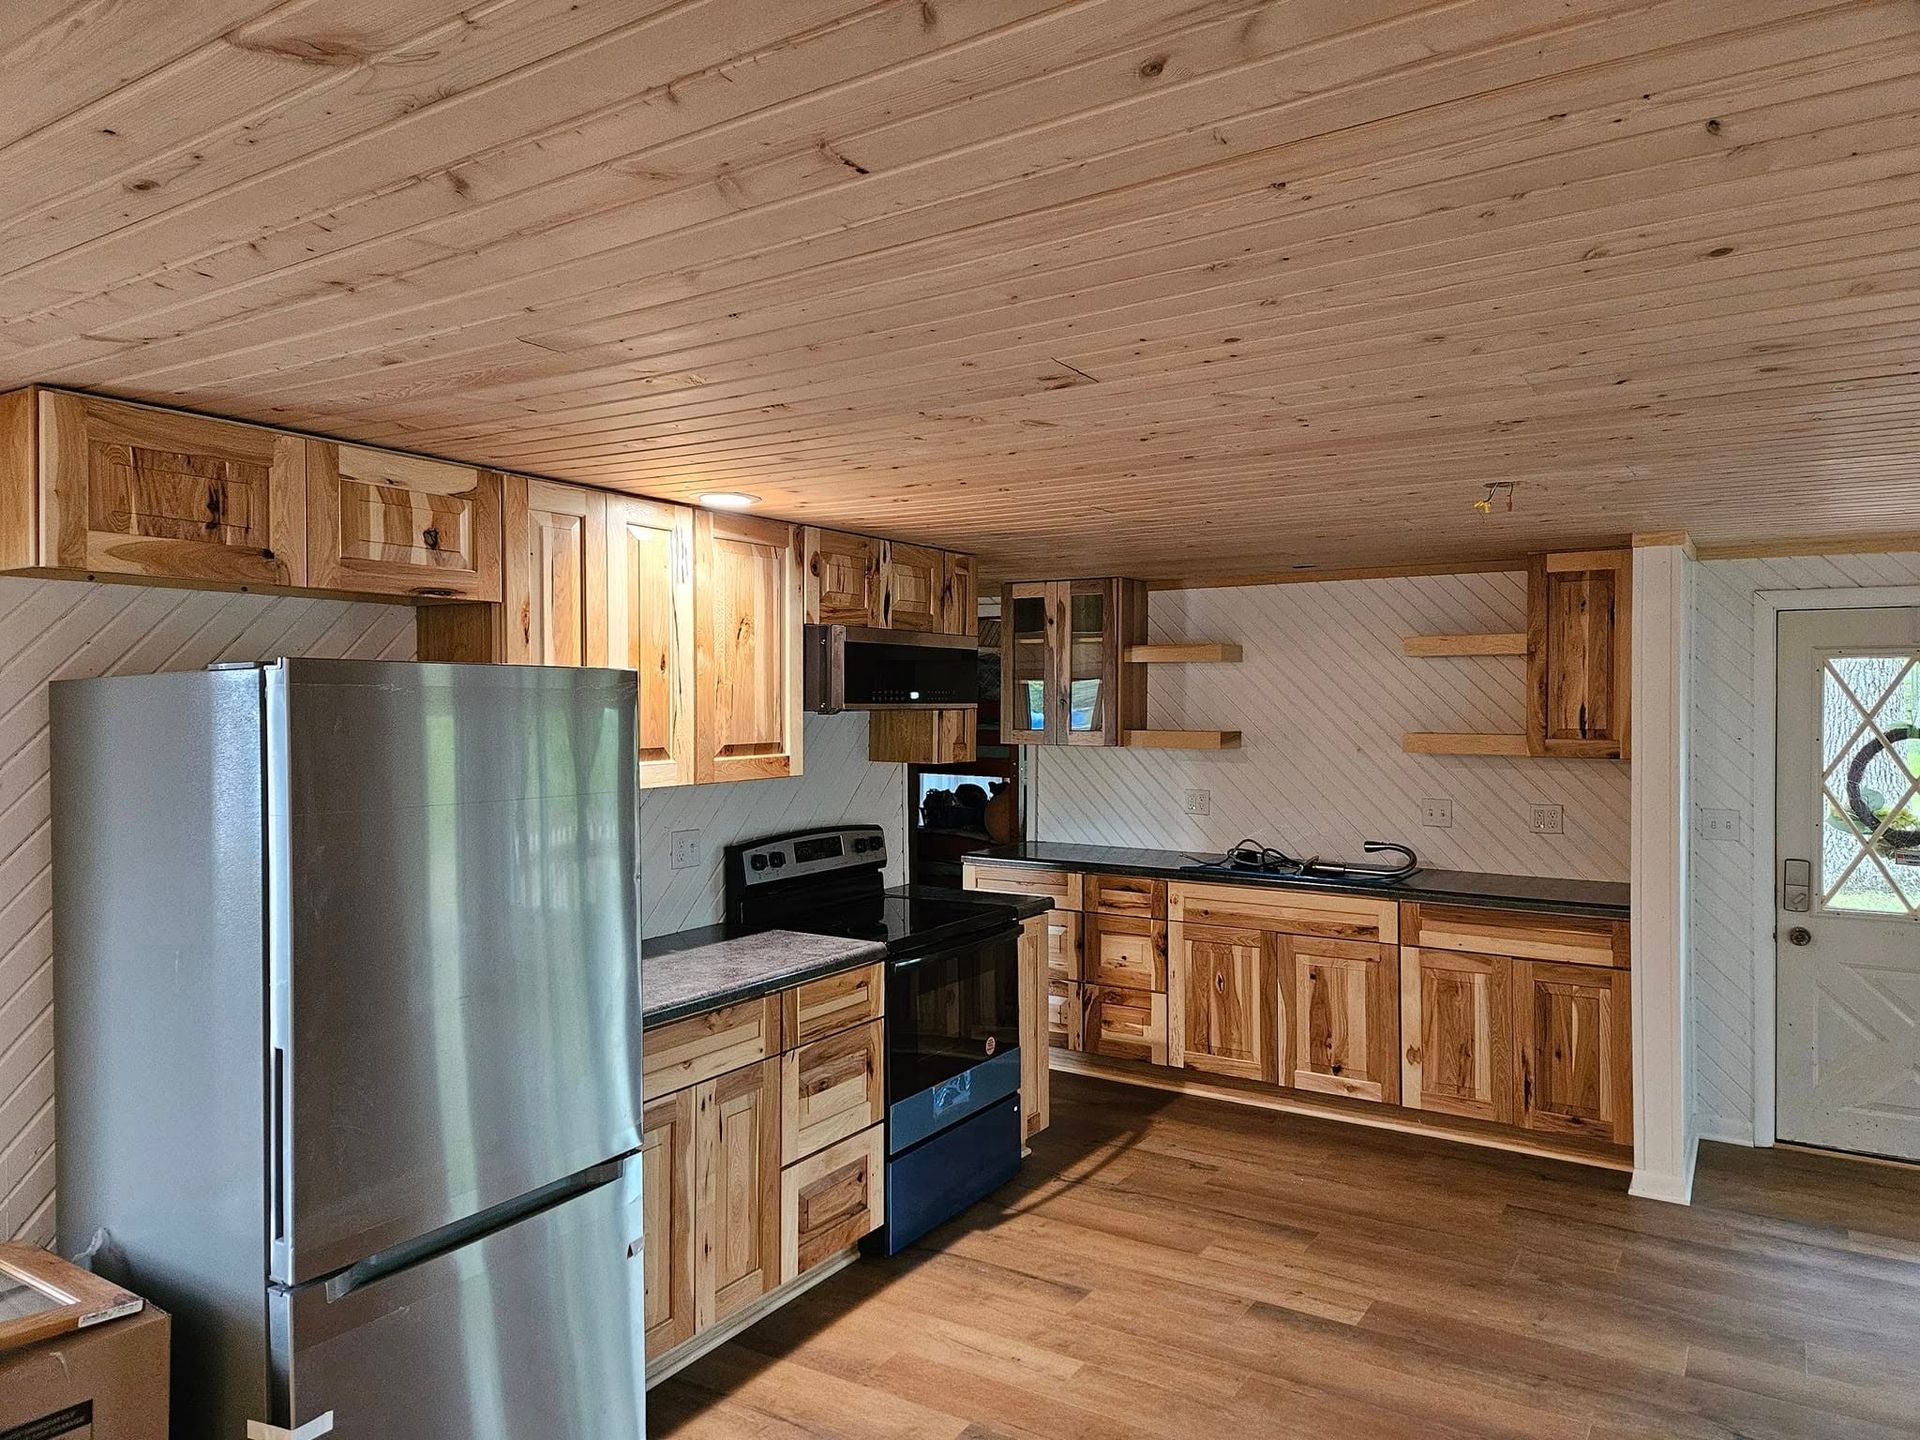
1402, 732, 1530, 757
1124, 729, 1242, 750
1123, 643, 1242, 663
1401, 632, 1528, 658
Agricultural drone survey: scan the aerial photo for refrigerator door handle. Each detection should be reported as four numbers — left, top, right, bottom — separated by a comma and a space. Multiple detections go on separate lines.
321, 1160, 626, 1304
271, 1044, 287, 1243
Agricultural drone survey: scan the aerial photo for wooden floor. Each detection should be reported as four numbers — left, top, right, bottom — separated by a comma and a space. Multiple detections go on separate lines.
651, 1071, 1920, 1439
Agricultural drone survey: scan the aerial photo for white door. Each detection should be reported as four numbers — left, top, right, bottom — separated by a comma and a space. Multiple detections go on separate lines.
1776, 607, 1920, 1160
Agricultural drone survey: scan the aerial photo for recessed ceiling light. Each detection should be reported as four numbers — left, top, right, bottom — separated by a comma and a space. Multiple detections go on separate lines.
696, 491, 761, 509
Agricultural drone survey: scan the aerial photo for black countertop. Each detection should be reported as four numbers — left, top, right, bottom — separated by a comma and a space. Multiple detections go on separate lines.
970, 842, 1630, 920
641, 885, 1051, 1027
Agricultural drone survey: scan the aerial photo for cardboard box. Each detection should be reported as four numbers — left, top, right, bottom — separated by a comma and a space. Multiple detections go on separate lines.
0, 1302, 169, 1440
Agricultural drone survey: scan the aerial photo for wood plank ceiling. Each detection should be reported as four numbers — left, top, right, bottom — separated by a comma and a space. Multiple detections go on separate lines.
1, 0, 1915, 581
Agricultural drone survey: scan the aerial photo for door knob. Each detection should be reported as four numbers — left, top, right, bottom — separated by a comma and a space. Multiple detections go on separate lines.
1787, 926, 1812, 947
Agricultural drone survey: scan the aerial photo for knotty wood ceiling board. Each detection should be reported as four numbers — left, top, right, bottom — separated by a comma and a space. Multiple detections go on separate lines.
2, 0, 1916, 581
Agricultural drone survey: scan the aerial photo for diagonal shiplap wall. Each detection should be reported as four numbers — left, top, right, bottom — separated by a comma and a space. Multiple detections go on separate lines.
1689, 551, 1920, 1143
0, 578, 901, 1248
1034, 572, 1634, 879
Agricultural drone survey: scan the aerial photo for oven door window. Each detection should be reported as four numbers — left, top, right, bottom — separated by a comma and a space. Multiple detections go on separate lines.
887, 933, 1019, 1100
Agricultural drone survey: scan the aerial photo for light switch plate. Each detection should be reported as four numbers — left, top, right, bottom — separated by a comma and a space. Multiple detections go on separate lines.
669, 830, 701, 870
1420, 798, 1453, 829
1529, 804, 1564, 835
1699, 808, 1743, 842
1184, 789, 1211, 816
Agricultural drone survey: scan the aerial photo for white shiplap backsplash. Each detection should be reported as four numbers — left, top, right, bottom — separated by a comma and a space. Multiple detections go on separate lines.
0, 578, 898, 1248
1034, 572, 1634, 879
1688, 551, 1920, 1143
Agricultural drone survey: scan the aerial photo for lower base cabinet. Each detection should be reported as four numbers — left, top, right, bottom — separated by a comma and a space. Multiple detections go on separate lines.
1168, 923, 1278, 1083
780, 1125, 885, 1283
694, 1060, 782, 1329
1282, 936, 1400, 1104
640, 1089, 697, 1358
1514, 959, 1633, 1144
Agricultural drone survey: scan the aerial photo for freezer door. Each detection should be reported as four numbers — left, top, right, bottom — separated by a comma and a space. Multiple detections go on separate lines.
272, 1157, 646, 1439
269, 660, 640, 1285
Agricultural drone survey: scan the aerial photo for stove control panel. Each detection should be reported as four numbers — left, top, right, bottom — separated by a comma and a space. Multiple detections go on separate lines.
726, 824, 888, 891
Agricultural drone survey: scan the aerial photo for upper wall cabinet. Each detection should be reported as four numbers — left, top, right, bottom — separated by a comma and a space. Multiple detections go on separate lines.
609, 496, 695, 790
1528, 549, 1630, 759
694, 511, 804, 784
1, 389, 308, 588
503, 475, 606, 667
307, 441, 501, 600
1000, 578, 1147, 746
940, 553, 977, 638
880, 541, 942, 632
802, 528, 882, 627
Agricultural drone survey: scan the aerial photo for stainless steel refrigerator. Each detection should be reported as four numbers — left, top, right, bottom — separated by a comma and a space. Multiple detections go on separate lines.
51, 659, 646, 1440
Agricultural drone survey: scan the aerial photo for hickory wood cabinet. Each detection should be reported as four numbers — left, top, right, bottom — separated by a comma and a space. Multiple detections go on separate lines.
966, 859, 1633, 1163
641, 964, 886, 1370
0, 387, 502, 600
1000, 578, 1147, 746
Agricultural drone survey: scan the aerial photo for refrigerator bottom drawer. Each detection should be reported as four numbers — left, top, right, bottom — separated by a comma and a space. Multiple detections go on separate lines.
270, 1157, 645, 1440
866, 1095, 1022, 1257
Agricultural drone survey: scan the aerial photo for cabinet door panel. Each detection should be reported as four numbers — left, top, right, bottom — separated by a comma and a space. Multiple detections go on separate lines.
694, 1060, 781, 1327
608, 497, 695, 788
1169, 923, 1277, 1082
1048, 979, 1083, 1051
504, 475, 606, 666
1527, 550, 1631, 759
780, 1125, 884, 1283
1044, 909, 1081, 983
41, 392, 306, 586
1083, 913, 1167, 991
1401, 948, 1511, 1124
308, 442, 501, 599
782, 1021, 883, 1165
1514, 961, 1632, 1144
1019, 915, 1050, 1139
940, 552, 977, 636
881, 541, 942, 631
1000, 581, 1063, 744
640, 1089, 696, 1359
695, 511, 803, 783
1281, 937, 1398, 1103
803, 528, 881, 626
1084, 873, 1167, 919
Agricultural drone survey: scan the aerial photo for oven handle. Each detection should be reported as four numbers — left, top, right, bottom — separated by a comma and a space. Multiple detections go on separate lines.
891, 957, 922, 970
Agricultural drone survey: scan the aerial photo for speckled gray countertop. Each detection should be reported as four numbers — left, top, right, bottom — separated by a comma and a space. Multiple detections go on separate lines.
641, 929, 887, 1029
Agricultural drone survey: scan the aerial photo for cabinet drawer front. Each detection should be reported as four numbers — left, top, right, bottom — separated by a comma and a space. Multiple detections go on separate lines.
780, 1124, 885, 1283
1169, 881, 1397, 944
643, 996, 780, 1099
782, 1021, 884, 1165
1084, 984, 1167, 1065
1085, 873, 1166, 919
1045, 910, 1081, 982
963, 861, 1082, 910
1083, 914, 1167, 990
783, 963, 884, 1048
1047, 979, 1083, 1051
1408, 903, 1626, 968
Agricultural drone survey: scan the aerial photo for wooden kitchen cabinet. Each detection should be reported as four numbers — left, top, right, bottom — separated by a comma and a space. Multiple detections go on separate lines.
941, 552, 978, 636
1528, 549, 1631, 759
1019, 914, 1050, 1138
607, 495, 695, 789
1169, 922, 1278, 1082
782, 963, 884, 1048
1047, 979, 1083, 1051
802, 527, 882, 626
1281, 936, 1399, 1104
642, 995, 781, 1101
781, 1020, 883, 1166
693, 510, 804, 784
1083, 984, 1168, 1065
964, 861, 1083, 911
1082, 912, 1167, 991
501, 474, 606, 666
881, 540, 943, 631
2, 388, 309, 588
1085, 873, 1167, 919
307, 441, 501, 599
999, 578, 1147, 746
1513, 960, 1632, 1145
1400, 947, 1512, 1125
867, 708, 975, 765
640, 1088, 697, 1359
694, 1059, 782, 1327
780, 1125, 885, 1283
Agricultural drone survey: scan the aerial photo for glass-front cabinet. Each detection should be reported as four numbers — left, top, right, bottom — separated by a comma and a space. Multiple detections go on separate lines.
998, 579, 1145, 746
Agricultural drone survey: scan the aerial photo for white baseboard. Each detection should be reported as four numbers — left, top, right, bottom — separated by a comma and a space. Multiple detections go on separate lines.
1629, 1129, 1701, 1205
1694, 1114, 1755, 1147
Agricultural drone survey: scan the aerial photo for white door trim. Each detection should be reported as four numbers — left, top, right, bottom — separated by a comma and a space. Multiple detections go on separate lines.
1749, 585, 1920, 1147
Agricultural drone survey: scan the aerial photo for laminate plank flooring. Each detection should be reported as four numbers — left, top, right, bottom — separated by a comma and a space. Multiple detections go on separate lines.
651, 1071, 1920, 1439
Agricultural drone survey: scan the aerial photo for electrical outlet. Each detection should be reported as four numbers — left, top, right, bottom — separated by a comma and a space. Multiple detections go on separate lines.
1699, 808, 1743, 842
1184, 789, 1211, 817
1420, 798, 1453, 829
1529, 804, 1564, 836
669, 829, 701, 871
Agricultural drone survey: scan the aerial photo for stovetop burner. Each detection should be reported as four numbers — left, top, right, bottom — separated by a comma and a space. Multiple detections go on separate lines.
1181, 837, 1420, 886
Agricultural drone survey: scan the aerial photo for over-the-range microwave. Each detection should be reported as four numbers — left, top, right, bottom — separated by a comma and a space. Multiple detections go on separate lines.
803, 624, 979, 713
